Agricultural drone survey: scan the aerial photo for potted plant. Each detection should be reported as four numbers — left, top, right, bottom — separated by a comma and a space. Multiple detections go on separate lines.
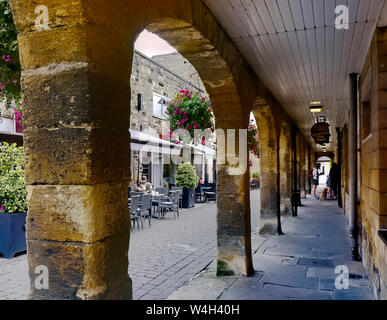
251, 172, 260, 189
0, 142, 27, 259
176, 162, 199, 208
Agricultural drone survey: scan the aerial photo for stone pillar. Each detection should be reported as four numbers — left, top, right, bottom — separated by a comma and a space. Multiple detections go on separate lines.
11, 1, 133, 299
252, 108, 278, 235
215, 116, 253, 277
279, 128, 292, 216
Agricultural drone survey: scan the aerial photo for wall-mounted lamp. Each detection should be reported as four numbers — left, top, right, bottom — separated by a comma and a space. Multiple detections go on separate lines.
310, 101, 323, 113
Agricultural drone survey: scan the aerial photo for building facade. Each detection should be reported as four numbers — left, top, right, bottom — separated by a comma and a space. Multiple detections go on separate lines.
0, 101, 23, 146
130, 50, 215, 187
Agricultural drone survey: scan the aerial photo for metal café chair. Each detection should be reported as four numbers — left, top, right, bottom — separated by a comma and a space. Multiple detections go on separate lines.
159, 191, 180, 219
155, 187, 169, 196
204, 184, 217, 203
137, 194, 152, 229
171, 186, 183, 208
129, 195, 141, 230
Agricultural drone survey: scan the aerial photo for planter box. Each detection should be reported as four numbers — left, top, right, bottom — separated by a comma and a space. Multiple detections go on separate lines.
182, 188, 195, 208
0, 212, 27, 259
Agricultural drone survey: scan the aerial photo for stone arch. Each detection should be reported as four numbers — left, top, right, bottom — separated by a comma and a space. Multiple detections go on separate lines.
315, 152, 335, 161
11, 0, 267, 299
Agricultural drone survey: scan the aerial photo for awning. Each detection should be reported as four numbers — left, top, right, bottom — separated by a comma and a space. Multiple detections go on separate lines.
130, 129, 182, 156
130, 142, 181, 156
129, 129, 216, 158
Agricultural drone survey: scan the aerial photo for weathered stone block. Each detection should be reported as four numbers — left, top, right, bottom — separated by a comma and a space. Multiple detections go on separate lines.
10, 0, 85, 32
27, 183, 130, 243
28, 232, 131, 300
21, 66, 131, 129
24, 127, 130, 185
18, 25, 87, 69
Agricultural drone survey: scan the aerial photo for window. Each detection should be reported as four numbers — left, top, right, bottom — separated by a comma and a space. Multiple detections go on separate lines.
137, 93, 143, 111
153, 92, 168, 119
361, 101, 371, 141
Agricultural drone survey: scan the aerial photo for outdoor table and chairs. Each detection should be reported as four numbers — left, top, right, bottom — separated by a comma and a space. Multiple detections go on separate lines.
196, 186, 211, 203
128, 187, 183, 229
151, 192, 165, 218
158, 191, 181, 219
129, 192, 152, 230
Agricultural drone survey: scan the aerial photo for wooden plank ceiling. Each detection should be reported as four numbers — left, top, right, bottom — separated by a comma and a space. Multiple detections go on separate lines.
204, 0, 385, 151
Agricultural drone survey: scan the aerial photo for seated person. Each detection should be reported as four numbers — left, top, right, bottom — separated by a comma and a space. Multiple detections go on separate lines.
139, 176, 153, 192
129, 178, 142, 192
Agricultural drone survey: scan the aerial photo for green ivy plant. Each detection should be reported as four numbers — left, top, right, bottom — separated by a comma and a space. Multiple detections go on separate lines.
0, 142, 27, 214
175, 162, 199, 190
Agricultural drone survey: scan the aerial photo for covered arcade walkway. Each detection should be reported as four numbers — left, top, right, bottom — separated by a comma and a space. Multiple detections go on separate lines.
170, 191, 374, 300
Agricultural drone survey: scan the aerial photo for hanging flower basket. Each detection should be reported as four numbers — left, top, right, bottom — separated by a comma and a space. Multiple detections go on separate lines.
248, 121, 260, 157
164, 90, 214, 145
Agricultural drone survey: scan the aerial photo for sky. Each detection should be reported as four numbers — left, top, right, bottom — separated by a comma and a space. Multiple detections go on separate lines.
135, 30, 177, 58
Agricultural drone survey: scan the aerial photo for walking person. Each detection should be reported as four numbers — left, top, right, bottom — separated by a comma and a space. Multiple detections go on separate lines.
312, 163, 323, 200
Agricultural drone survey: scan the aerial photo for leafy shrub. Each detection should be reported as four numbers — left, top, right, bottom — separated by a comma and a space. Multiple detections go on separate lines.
0, 142, 27, 214
251, 172, 260, 180
176, 162, 199, 190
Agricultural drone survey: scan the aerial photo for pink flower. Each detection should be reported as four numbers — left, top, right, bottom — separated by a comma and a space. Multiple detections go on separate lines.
194, 123, 198, 128
202, 97, 205, 102
179, 89, 185, 93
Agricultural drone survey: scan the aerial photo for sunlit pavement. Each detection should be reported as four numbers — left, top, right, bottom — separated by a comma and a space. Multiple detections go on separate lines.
170, 192, 374, 300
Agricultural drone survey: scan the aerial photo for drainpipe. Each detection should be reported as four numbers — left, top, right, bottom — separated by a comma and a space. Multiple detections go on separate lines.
276, 134, 283, 235
291, 124, 298, 217
336, 128, 343, 208
307, 145, 311, 194
349, 73, 360, 261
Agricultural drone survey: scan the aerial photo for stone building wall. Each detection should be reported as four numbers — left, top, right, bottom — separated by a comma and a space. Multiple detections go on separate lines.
152, 52, 206, 92
130, 50, 207, 137
129, 50, 211, 183
358, 28, 387, 300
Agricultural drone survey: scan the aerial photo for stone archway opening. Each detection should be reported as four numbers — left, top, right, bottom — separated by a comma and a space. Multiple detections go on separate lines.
316, 156, 332, 186
248, 112, 261, 234
11, 0, 259, 300
127, 29, 219, 300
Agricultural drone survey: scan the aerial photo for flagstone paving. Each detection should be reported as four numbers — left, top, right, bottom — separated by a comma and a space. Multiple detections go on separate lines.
169, 193, 375, 300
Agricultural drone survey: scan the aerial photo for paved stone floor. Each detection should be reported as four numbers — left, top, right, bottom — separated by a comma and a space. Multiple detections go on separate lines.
0, 191, 260, 300
169, 191, 375, 300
